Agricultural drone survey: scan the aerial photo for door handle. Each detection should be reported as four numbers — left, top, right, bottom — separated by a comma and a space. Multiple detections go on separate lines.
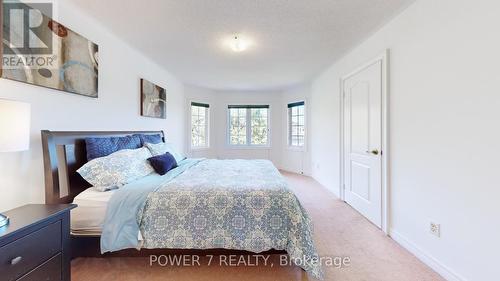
366, 149, 379, 155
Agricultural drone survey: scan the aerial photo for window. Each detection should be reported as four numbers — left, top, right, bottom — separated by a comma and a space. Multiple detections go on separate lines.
288, 101, 305, 147
191, 102, 209, 148
228, 105, 269, 146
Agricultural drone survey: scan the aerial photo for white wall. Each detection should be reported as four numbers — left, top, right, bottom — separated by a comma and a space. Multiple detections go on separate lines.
309, 0, 500, 280
0, 1, 186, 212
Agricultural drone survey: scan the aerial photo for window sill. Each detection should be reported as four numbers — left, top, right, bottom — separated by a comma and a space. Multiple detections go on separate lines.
286, 146, 306, 152
190, 146, 211, 151
226, 145, 272, 150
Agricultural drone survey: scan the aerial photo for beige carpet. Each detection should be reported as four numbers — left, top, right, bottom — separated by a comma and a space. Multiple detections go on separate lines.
72, 172, 443, 281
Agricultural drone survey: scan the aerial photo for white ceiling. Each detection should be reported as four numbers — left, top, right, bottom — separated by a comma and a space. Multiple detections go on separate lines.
68, 0, 414, 91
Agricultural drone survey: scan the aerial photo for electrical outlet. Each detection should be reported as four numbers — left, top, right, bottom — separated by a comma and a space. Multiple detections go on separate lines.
430, 222, 440, 237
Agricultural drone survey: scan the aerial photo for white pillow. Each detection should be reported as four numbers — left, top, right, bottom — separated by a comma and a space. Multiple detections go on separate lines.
144, 142, 185, 163
77, 147, 154, 191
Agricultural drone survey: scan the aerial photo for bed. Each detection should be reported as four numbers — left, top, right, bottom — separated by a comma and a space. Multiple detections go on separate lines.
71, 187, 114, 236
41, 130, 322, 279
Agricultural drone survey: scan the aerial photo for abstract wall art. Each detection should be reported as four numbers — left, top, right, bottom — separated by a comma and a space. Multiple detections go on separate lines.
0, 0, 99, 97
141, 78, 166, 119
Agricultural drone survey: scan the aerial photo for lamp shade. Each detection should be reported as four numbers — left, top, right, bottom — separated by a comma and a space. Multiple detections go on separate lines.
0, 99, 31, 152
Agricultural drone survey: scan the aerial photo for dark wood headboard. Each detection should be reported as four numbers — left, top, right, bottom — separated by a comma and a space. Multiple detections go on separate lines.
41, 130, 165, 204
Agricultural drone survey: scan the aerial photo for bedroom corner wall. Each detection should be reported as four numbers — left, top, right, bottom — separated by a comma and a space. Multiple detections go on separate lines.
184, 86, 284, 168
183, 85, 218, 159
0, 1, 186, 212
280, 84, 312, 175
309, 0, 500, 280
184, 85, 314, 174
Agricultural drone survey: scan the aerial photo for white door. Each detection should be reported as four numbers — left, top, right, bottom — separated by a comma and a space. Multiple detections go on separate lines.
343, 61, 383, 228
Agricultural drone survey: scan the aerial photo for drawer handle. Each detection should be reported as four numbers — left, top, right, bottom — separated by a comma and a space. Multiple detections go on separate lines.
11, 256, 22, 265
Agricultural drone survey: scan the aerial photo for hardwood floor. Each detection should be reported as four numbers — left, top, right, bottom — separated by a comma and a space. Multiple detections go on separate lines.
72, 172, 443, 281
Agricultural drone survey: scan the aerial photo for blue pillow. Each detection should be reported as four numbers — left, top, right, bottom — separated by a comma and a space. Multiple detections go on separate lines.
148, 152, 177, 175
85, 135, 142, 161
136, 134, 163, 145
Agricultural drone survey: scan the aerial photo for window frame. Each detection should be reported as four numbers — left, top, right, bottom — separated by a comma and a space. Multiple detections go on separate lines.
189, 101, 210, 150
227, 105, 271, 148
287, 101, 306, 150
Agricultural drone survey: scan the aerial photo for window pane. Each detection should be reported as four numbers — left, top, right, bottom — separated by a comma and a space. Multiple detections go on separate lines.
191, 125, 201, 146
298, 115, 305, 126
252, 127, 267, 145
297, 136, 304, 146
229, 108, 247, 145
288, 104, 305, 147
229, 108, 238, 116
251, 108, 267, 125
199, 129, 206, 146
191, 105, 209, 147
298, 105, 304, 115
251, 108, 268, 145
198, 114, 205, 125
298, 126, 305, 135
191, 128, 198, 146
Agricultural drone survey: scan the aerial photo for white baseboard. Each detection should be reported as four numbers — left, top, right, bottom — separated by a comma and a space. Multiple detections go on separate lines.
389, 229, 467, 281
311, 174, 340, 198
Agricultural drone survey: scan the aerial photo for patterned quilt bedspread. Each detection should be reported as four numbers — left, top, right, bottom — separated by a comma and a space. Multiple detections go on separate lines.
104, 159, 323, 279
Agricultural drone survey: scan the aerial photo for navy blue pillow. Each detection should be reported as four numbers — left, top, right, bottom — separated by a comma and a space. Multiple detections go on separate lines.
137, 134, 163, 145
148, 152, 178, 175
85, 135, 142, 161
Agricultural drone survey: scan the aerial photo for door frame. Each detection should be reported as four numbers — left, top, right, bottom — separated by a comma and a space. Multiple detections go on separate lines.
339, 49, 390, 234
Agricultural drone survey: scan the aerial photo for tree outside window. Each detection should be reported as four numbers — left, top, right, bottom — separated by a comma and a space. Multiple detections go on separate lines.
288, 101, 305, 147
191, 102, 209, 148
228, 105, 269, 146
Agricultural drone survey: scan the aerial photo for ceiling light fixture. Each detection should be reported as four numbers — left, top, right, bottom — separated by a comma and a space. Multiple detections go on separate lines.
229, 34, 249, 52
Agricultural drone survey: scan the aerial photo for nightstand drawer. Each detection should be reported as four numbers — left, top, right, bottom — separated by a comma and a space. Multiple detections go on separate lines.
18, 253, 62, 281
0, 221, 62, 281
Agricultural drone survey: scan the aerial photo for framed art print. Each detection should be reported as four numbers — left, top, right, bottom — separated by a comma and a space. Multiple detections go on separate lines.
0, 0, 99, 97
141, 78, 166, 119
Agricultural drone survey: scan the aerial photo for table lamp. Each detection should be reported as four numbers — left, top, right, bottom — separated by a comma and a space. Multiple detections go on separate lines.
0, 99, 31, 227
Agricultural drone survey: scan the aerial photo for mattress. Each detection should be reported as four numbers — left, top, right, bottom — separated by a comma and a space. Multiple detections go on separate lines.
71, 187, 115, 236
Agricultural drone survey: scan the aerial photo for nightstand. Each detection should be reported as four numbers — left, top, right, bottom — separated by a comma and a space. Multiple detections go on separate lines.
0, 204, 76, 281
